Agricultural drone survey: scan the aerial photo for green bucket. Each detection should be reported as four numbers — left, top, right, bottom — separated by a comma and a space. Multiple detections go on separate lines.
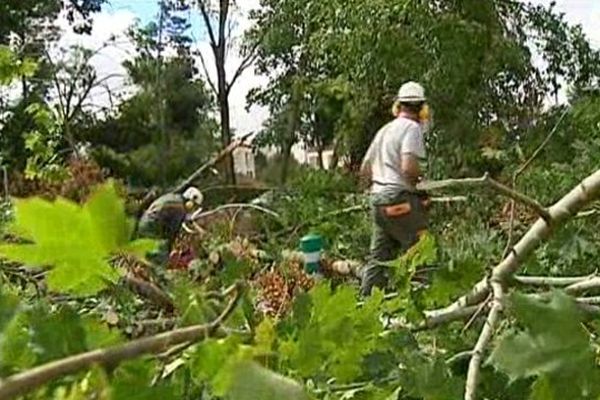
300, 233, 323, 274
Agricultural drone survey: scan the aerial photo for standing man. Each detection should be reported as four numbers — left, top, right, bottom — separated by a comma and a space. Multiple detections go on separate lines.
359, 81, 431, 296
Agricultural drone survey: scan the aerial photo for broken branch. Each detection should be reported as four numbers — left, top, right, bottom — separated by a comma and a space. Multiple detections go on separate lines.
417, 173, 551, 221
514, 273, 597, 287
461, 168, 600, 400
173, 132, 253, 193
0, 282, 245, 400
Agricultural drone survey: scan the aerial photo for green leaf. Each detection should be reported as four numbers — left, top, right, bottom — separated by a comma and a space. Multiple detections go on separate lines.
0, 181, 152, 296
82, 317, 124, 349
488, 290, 592, 381
255, 317, 276, 355
489, 290, 600, 398
28, 305, 88, 364
83, 182, 131, 253
224, 360, 309, 400
111, 359, 176, 400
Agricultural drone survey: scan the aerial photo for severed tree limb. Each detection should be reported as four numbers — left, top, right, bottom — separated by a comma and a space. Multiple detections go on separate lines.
565, 277, 600, 295
462, 169, 600, 400
173, 132, 253, 194
417, 172, 551, 221
124, 275, 174, 311
413, 304, 484, 331
0, 282, 245, 400
513, 273, 597, 287
426, 169, 600, 333
423, 279, 491, 325
465, 281, 504, 400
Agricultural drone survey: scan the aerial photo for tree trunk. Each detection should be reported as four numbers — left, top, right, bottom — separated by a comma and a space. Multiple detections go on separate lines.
216, 0, 235, 185
280, 140, 294, 185
329, 136, 341, 170
279, 82, 302, 185
217, 63, 235, 184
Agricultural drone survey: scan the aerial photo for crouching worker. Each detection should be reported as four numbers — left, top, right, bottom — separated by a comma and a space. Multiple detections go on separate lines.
358, 81, 432, 297
137, 186, 204, 266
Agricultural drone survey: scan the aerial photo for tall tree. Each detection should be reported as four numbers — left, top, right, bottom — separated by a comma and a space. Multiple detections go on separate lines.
192, 0, 258, 184
83, 4, 219, 188
0, 0, 106, 170
247, 0, 600, 179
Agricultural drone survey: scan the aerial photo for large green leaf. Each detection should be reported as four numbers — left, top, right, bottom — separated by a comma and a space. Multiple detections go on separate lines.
225, 360, 309, 400
0, 181, 158, 296
489, 290, 600, 398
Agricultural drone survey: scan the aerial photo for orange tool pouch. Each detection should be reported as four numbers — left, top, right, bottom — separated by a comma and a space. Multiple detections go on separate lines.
383, 202, 412, 217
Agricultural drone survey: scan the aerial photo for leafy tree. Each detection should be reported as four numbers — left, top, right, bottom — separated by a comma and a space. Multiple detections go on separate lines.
82, 4, 219, 188
247, 0, 600, 179
0, 0, 106, 171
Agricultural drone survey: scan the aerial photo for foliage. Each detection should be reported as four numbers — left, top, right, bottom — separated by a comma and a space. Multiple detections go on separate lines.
489, 291, 600, 399
0, 46, 37, 85
247, 0, 600, 177
81, 9, 219, 188
0, 180, 156, 295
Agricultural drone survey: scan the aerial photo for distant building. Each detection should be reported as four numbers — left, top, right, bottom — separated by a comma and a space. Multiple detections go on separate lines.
302, 147, 345, 170
233, 145, 256, 179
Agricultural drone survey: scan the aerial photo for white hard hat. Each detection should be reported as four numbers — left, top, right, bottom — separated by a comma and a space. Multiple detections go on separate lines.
182, 186, 204, 205
397, 81, 426, 103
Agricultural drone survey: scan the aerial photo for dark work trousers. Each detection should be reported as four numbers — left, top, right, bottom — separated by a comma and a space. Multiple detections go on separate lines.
359, 190, 429, 297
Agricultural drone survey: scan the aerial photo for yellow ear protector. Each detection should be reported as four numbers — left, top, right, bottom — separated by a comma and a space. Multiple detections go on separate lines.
419, 103, 430, 123
184, 200, 195, 211
392, 100, 430, 124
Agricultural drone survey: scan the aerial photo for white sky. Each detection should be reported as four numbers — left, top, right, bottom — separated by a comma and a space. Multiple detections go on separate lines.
56, 0, 599, 150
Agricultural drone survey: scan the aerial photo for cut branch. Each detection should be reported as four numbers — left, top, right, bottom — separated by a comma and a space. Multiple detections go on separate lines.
425, 169, 600, 331
417, 173, 551, 221
123, 275, 174, 311
172, 132, 253, 193
566, 277, 600, 295
465, 282, 504, 400
514, 273, 597, 287
0, 282, 245, 400
415, 304, 484, 331
460, 168, 600, 400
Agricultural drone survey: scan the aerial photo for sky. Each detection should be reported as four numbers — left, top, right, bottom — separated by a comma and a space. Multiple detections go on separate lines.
57, 0, 600, 149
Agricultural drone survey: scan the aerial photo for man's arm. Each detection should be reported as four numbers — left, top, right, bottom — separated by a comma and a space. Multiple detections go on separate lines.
401, 153, 423, 188
400, 125, 426, 189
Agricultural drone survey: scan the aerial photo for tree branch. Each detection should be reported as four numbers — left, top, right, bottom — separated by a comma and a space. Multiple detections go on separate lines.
417, 173, 551, 221
461, 168, 600, 400
565, 277, 600, 295
465, 281, 503, 400
226, 43, 259, 95
124, 275, 174, 311
514, 273, 597, 287
414, 304, 484, 331
196, 48, 218, 95
172, 131, 253, 193
198, 1, 218, 49
0, 282, 245, 400
425, 169, 600, 331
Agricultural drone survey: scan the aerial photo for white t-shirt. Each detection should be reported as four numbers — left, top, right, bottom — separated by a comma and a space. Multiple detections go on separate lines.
362, 116, 426, 193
